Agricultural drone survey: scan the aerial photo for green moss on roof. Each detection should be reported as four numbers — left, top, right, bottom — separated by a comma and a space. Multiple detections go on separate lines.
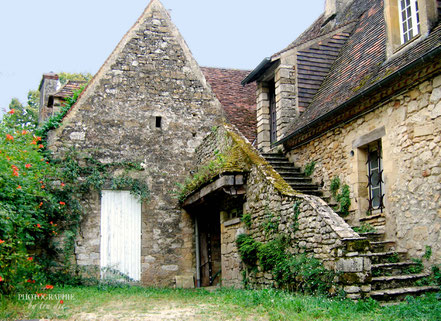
179, 125, 297, 202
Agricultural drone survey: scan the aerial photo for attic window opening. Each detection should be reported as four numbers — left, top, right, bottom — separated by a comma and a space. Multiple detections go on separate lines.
399, 0, 420, 44
155, 116, 162, 128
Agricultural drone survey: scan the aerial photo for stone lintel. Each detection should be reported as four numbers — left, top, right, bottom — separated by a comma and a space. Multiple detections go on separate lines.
352, 126, 386, 148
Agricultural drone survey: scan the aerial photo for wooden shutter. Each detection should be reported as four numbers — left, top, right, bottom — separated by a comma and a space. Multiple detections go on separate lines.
100, 190, 141, 281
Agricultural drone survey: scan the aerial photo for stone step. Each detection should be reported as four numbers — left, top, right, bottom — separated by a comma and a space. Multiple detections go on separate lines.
370, 285, 440, 302
371, 273, 431, 291
283, 177, 313, 184
271, 165, 302, 172
267, 160, 295, 167
372, 261, 424, 276
289, 183, 320, 190
360, 251, 407, 264
357, 231, 385, 242
370, 240, 396, 252
262, 153, 285, 159
277, 171, 305, 178
300, 190, 323, 197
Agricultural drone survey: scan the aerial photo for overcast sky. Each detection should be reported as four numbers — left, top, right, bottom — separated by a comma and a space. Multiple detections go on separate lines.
0, 0, 324, 115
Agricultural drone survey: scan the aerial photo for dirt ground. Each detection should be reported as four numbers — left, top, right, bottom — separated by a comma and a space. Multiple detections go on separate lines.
40, 299, 267, 321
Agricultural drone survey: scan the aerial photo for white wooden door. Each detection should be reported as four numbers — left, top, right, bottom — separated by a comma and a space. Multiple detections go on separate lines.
100, 190, 141, 281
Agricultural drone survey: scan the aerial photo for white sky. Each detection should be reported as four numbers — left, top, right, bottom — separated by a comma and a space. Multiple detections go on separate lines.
0, 0, 324, 115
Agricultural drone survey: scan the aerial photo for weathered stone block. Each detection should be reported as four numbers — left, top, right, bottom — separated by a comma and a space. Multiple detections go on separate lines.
336, 257, 364, 272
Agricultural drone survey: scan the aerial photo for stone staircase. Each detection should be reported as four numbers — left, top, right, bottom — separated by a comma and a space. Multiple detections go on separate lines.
359, 231, 439, 303
262, 153, 325, 197
262, 152, 439, 302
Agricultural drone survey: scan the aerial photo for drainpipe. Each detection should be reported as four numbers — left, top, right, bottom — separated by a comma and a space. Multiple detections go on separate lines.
195, 215, 201, 288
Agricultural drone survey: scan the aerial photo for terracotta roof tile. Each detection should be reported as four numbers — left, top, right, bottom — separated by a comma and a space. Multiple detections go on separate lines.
53, 80, 86, 99
201, 67, 257, 143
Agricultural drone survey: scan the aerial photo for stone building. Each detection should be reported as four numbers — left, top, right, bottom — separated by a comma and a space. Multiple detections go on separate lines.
40, 0, 255, 286
237, 0, 441, 299
39, 0, 441, 301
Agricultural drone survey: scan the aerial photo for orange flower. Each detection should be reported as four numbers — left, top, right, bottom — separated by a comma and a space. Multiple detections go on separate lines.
27, 257, 33, 261
13, 171, 19, 177
6, 134, 14, 141
36, 224, 41, 228
8, 109, 15, 114
25, 164, 32, 168
35, 136, 42, 141
59, 201, 66, 206
0, 276, 3, 282
30, 141, 37, 145
39, 202, 43, 207
38, 144, 44, 149
45, 284, 54, 290
50, 221, 53, 225
61, 182, 65, 187
22, 130, 28, 135
17, 185, 22, 189
0, 239, 4, 244
41, 185, 45, 189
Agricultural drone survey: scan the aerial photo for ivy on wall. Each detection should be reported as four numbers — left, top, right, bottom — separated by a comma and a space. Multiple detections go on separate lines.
236, 201, 335, 295
0, 84, 150, 294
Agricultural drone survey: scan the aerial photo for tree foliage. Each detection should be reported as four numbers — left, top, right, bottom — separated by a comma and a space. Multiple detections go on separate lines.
58, 72, 93, 85
6, 90, 40, 130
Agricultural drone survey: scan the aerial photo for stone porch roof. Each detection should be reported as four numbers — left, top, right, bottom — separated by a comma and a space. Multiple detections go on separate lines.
201, 67, 257, 143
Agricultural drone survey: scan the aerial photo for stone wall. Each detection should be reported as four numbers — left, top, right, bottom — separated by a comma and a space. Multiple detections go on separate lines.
220, 217, 245, 287
192, 124, 371, 298
243, 165, 371, 298
287, 73, 441, 264
47, 1, 223, 286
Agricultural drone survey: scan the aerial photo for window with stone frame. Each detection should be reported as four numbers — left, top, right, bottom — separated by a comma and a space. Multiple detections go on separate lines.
366, 140, 385, 214
399, 0, 421, 44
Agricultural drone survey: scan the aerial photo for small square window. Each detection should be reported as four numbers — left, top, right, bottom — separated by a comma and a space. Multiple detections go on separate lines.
155, 116, 162, 128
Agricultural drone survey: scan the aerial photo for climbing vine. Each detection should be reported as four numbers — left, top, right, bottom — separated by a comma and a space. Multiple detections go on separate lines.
236, 232, 335, 294
0, 83, 150, 294
330, 176, 351, 216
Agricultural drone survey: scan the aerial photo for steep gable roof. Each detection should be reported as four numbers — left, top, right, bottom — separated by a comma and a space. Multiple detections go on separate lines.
60, 0, 222, 125
201, 67, 257, 143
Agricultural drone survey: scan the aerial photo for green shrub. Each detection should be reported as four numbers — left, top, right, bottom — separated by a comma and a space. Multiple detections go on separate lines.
236, 232, 335, 295
241, 213, 252, 228
257, 236, 287, 272
304, 161, 316, 177
353, 223, 376, 234
236, 234, 259, 266
330, 177, 340, 197
273, 253, 335, 294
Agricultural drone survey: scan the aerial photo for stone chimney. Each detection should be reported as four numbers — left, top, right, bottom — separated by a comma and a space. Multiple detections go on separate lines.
325, 0, 354, 17
38, 73, 59, 124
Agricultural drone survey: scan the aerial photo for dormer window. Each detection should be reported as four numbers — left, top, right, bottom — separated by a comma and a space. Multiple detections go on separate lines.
399, 0, 421, 43
384, 0, 438, 57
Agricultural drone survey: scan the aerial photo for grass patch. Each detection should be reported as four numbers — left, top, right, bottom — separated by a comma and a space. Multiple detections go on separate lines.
1, 285, 440, 320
